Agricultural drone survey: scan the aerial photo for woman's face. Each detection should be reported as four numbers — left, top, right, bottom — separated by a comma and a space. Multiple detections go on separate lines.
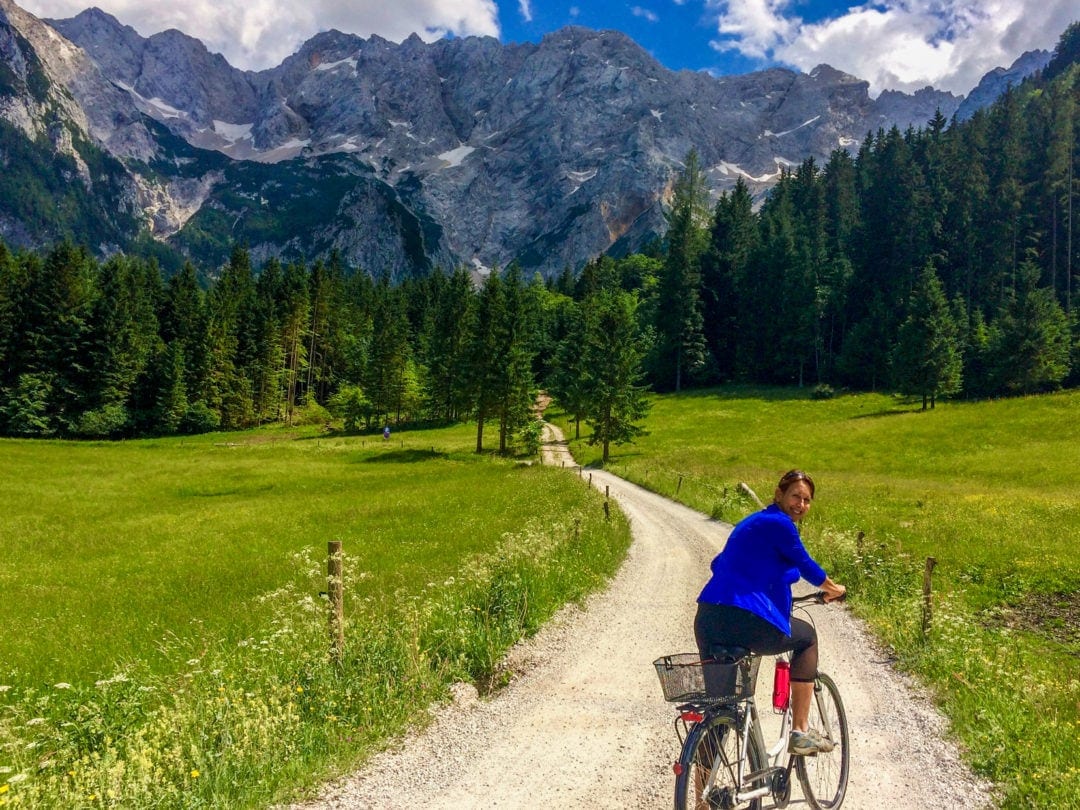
775, 480, 813, 522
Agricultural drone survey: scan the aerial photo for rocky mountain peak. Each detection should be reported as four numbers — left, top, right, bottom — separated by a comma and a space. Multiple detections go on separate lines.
956, 48, 1051, 120
0, 0, 1057, 279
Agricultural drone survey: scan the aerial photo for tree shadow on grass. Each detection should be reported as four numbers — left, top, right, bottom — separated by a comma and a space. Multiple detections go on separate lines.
848, 408, 914, 420
359, 449, 446, 464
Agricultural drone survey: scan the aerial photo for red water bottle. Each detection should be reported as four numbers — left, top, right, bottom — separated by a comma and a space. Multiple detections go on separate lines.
772, 659, 791, 712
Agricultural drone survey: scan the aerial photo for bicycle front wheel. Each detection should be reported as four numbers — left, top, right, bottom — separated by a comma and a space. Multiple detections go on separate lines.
674, 710, 764, 810
795, 672, 850, 809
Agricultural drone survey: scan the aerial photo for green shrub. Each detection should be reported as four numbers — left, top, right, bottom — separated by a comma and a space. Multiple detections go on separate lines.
180, 401, 220, 434
73, 403, 130, 438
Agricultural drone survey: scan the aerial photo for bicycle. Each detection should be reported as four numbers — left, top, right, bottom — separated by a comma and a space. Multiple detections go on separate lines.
654, 591, 850, 810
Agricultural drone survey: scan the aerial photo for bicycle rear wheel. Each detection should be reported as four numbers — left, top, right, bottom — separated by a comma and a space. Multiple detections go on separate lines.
674, 710, 764, 810
795, 672, 849, 809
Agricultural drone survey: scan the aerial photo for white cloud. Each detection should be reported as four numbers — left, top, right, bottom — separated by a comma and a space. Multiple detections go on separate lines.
707, 0, 1079, 95
707, 0, 796, 60
20, 0, 501, 71
632, 6, 660, 24
518, 0, 533, 24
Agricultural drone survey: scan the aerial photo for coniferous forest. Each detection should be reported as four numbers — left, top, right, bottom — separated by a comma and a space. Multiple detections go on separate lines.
1, 25, 1079, 446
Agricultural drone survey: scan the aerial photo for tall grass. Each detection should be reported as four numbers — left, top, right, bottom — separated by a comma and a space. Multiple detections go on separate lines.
565, 386, 1080, 809
0, 425, 631, 807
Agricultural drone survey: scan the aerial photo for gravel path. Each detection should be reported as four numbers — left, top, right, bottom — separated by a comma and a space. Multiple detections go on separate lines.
285, 423, 994, 809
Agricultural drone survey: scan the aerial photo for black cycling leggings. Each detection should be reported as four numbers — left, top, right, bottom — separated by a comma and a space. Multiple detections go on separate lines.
694, 602, 818, 682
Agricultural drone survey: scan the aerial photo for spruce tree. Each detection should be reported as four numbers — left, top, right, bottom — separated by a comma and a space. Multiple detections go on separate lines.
989, 253, 1072, 393
654, 149, 709, 391
891, 263, 963, 409
494, 263, 536, 454
160, 262, 208, 406
205, 246, 256, 429
467, 270, 507, 453
582, 289, 651, 463
423, 265, 475, 422
701, 178, 757, 381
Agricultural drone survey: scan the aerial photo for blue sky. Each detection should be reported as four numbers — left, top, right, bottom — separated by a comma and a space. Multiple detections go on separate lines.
18, 0, 1080, 96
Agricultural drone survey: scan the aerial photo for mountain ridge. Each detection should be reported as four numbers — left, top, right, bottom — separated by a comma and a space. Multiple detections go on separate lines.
0, 0, 1052, 278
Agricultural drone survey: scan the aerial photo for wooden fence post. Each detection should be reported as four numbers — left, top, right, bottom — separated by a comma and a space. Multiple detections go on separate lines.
677, 475, 683, 494
328, 541, 344, 663
738, 482, 764, 508
922, 556, 937, 640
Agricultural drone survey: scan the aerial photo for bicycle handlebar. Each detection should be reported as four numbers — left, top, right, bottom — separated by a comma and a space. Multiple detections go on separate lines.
793, 589, 847, 605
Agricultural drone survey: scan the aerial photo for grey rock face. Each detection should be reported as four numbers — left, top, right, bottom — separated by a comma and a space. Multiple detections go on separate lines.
955, 49, 1050, 121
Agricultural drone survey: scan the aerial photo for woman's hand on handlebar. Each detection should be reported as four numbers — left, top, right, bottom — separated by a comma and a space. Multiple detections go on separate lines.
821, 576, 846, 603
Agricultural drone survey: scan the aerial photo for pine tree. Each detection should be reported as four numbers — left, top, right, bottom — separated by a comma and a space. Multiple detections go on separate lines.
466, 270, 507, 453
891, 263, 963, 409
582, 289, 651, 463
365, 278, 412, 429
422, 265, 475, 422
989, 253, 1072, 393
15, 241, 96, 433
494, 263, 536, 454
1043, 21, 1080, 83
701, 178, 757, 381
279, 260, 311, 424
83, 254, 161, 435
819, 149, 858, 378
152, 340, 189, 434
849, 127, 933, 354
160, 262, 208, 406
548, 292, 593, 439
0, 241, 28, 400
205, 245, 256, 429
250, 258, 284, 422
654, 149, 709, 391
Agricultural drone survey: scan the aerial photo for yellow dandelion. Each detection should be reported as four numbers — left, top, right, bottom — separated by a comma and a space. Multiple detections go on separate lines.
0, 785, 7, 795
191, 769, 200, 779
296, 686, 304, 693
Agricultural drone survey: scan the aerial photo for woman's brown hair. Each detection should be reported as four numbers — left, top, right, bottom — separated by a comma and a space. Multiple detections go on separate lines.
777, 469, 815, 498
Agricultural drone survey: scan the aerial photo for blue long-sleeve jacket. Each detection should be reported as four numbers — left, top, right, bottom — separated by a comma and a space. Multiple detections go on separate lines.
697, 503, 827, 635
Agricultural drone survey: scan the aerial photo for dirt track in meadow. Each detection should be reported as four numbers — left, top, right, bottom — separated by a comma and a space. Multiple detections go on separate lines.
286, 421, 993, 809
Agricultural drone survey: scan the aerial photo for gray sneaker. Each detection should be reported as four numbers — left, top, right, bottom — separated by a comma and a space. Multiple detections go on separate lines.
805, 727, 836, 753
788, 730, 822, 756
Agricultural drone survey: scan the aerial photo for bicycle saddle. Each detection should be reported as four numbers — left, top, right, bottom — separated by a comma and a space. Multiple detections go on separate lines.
706, 644, 751, 664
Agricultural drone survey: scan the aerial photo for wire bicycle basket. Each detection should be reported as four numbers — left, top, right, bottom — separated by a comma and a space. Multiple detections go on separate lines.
653, 653, 761, 703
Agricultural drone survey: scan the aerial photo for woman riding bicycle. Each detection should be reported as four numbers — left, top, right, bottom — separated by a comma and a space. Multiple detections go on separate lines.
695, 469, 846, 756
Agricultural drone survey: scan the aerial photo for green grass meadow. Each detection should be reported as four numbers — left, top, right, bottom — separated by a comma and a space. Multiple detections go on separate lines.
564, 386, 1080, 809
0, 424, 631, 808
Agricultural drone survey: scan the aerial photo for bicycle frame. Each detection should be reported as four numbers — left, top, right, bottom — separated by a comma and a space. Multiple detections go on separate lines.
679, 663, 794, 807
735, 663, 796, 805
